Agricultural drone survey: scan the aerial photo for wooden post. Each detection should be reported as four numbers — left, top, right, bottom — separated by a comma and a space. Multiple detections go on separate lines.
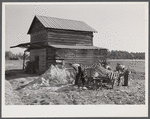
23, 51, 25, 70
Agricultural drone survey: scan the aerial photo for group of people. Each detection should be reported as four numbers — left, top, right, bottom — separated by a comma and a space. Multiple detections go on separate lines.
70, 62, 130, 88
101, 62, 130, 86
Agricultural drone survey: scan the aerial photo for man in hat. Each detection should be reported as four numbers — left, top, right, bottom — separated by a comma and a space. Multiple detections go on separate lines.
116, 63, 125, 72
101, 61, 107, 68
70, 63, 85, 86
106, 65, 112, 70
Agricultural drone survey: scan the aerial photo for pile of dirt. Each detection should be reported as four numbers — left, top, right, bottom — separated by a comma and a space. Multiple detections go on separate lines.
5, 80, 23, 105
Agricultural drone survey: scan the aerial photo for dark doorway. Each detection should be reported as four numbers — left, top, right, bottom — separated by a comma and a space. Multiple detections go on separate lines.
34, 56, 39, 71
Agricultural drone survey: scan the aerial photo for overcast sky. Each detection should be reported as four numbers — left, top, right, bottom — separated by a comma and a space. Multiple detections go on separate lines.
4, 2, 148, 54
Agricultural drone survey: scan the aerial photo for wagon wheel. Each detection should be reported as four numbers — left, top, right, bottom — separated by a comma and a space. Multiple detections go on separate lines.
111, 78, 116, 89
87, 78, 92, 88
99, 79, 103, 89
89, 79, 98, 90
111, 79, 114, 89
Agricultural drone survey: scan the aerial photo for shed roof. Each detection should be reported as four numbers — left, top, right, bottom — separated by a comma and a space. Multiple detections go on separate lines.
27, 15, 97, 34
49, 44, 106, 50
10, 42, 107, 50
10, 42, 47, 49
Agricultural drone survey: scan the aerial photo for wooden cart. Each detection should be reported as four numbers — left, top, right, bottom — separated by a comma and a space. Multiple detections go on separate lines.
84, 68, 115, 90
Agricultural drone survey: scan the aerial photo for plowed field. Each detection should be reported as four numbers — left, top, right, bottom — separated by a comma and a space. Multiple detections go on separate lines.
5, 60, 145, 105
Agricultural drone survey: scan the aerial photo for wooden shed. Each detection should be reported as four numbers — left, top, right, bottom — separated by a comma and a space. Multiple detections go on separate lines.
11, 15, 108, 73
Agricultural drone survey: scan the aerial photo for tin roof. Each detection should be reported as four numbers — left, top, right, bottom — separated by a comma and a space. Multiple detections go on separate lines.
28, 15, 97, 34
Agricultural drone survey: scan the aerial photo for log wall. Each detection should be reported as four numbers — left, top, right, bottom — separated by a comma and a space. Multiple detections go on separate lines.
56, 48, 107, 67
29, 18, 45, 34
46, 47, 57, 69
47, 29, 93, 46
31, 30, 47, 43
29, 48, 107, 72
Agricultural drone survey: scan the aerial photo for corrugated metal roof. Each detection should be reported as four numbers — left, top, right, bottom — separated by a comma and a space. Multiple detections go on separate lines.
34, 15, 97, 33
49, 44, 107, 50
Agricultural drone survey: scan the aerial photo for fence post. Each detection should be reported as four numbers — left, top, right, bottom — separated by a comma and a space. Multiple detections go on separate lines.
23, 51, 25, 70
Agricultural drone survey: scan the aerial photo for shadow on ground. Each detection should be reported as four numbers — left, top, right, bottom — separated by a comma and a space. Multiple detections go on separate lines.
5, 69, 40, 80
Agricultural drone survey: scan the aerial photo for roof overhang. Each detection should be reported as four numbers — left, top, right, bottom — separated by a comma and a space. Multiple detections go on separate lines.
49, 44, 107, 50
10, 42, 47, 51
10, 42, 31, 49
10, 42, 108, 51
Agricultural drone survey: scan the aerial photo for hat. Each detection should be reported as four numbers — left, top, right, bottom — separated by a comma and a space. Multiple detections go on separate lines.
106, 65, 110, 69
122, 65, 125, 68
69, 63, 73, 65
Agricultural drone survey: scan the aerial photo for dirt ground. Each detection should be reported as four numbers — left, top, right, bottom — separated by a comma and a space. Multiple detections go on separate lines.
5, 60, 145, 105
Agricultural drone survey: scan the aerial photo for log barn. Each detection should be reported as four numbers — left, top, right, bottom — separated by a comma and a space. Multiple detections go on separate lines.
11, 15, 108, 73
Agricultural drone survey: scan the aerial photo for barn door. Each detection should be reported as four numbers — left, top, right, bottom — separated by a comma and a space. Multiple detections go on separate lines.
34, 56, 39, 70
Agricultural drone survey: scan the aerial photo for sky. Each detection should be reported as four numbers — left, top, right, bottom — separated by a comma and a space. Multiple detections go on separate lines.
4, 2, 148, 54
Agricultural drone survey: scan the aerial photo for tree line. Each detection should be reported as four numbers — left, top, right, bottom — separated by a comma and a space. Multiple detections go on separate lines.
107, 50, 145, 59
5, 51, 30, 60
5, 50, 145, 60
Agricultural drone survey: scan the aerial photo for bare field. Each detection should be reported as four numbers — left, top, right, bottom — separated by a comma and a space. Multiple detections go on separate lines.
5, 60, 28, 71
5, 60, 145, 105
108, 59, 145, 73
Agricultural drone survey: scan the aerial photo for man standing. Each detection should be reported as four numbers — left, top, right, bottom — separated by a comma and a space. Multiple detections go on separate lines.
70, 63, 85, 86
122, 68, 130, 86
116, 63, 125, 86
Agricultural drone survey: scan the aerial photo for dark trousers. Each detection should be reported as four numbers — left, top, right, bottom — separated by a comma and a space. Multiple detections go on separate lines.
117, 73, 122, 86
123, 70, 129, 86
75, 66, 85, 85
123, 76, 128, 86
117, 76, 121, 86
117, 71, 129, 86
